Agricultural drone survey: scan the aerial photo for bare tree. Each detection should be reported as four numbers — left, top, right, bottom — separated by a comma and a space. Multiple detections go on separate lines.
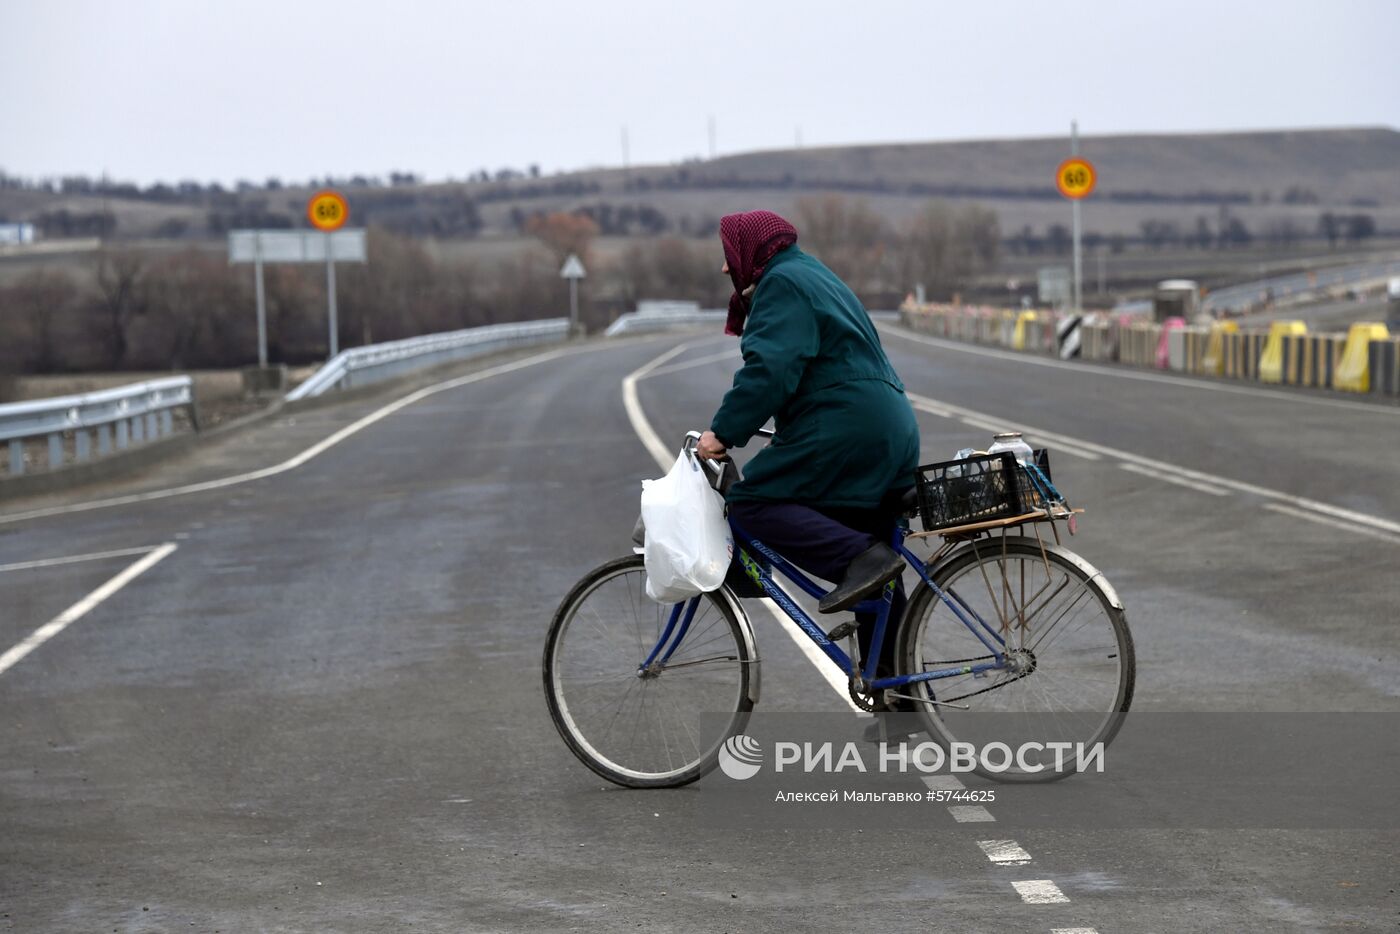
94, 249, 148, 368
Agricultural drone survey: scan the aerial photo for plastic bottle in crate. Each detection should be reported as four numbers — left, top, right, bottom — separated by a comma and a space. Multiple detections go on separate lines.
946, 447, 977, 478
987, 432, 1034, 466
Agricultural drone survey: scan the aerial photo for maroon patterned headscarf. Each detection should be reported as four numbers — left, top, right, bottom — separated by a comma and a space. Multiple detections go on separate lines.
719, 210, 798, 336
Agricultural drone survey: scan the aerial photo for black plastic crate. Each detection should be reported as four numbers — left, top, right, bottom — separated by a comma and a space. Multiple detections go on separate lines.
915, 451, 1026, 532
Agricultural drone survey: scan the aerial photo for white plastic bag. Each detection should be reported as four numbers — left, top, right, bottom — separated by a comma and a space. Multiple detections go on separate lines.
640, 451, 734, 604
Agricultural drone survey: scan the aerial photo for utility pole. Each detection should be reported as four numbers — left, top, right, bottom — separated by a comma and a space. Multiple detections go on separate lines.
707, 115, 716, 159
1071, 120, 1084, 312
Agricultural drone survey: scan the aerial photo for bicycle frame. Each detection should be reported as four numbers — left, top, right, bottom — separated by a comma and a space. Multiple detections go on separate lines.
641, 518, 1013, 692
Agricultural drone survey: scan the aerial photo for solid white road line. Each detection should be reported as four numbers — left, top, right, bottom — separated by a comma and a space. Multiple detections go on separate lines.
0, 543, 177, 676
1011, 879, 1071, 905
1118, 462, 1231, 497
622, 342, 863, 713
0, 343, 604, 527
948, 805, 997, 823
882, 322, 1400, 417
978, 839, 1033, 866
1264, 503, 1400, 547
1052, 928, 1101, 933
905, 391, 1400, 537
0, 546, 161, 574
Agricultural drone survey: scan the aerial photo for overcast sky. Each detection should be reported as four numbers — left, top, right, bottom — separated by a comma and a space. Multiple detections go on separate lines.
2, 0, 1397, 187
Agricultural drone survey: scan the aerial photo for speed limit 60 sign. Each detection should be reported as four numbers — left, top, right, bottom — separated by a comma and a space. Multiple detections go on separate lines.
307, 190, 349, 231
1056, 158, 1096, 199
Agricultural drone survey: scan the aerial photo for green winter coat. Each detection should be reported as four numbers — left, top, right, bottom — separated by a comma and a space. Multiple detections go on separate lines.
710, 246, 920, 509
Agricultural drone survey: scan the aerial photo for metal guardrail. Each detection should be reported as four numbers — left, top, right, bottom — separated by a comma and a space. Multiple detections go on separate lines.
286, 318, 570, 401
0, 376, 196, 476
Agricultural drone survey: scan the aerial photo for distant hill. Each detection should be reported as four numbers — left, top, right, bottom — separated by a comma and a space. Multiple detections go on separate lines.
2, 126, 1396, 244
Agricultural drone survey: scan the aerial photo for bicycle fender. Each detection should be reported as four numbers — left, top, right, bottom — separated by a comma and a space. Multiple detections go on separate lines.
711, 585, 762, 707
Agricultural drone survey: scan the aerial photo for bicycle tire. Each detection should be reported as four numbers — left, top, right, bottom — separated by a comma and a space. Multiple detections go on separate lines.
896, 537, 1134, 783
543, 554, 755, 788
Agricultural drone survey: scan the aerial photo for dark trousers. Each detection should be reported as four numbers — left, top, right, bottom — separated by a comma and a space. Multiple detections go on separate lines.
727, 501, 906, 676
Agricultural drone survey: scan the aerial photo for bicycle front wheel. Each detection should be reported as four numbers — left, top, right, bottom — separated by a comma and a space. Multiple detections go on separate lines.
543, 555, 755, 788
897, 537, 1134, 783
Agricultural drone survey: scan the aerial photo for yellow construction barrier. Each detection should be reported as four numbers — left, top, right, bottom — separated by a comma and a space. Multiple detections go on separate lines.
1258, 321, 1307, 384
1335, 322, 1392, 393
1199, 321, 1239, 376
1011, 310, 1037, 351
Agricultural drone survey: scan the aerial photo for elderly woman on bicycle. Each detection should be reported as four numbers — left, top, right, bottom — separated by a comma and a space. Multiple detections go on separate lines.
695, 210, 921, 676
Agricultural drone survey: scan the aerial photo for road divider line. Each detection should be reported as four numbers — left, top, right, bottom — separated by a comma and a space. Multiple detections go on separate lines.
0, 545, 162, 574
949, 805, 997, 823
1011, 880, 1071, 905
622, 341, 862, 713
978, 840, 1034, 866
1119, 462, 1231, 497
882, 322, 1400, 416
1052, 928, 1101, 933
0, 543, 177, 676
921, 774, 967, 792
905, 391, 1400, 537
1264, 503, 1400, 547
0, 343, 611, 527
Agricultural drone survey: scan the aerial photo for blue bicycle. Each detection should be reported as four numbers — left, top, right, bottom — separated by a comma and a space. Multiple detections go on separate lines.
544, 431, 1134, 787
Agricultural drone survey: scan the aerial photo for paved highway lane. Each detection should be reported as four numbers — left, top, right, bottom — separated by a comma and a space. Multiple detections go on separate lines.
1, 332, 1396, 932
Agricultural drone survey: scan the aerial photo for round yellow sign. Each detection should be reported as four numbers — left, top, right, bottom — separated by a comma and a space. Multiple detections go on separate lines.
1055, 158, 1097, 200
307, 190, 349, 231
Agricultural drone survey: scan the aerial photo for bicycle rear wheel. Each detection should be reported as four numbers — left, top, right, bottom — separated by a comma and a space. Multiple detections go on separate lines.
897, 537, 1134, 783
543, 554, 755, 788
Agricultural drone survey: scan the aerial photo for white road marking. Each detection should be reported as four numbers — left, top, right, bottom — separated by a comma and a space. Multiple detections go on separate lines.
0, 343, 606, 527
622, 342, 863, 712
1119, 462, 1231, 497
920, 774, 967, 791
905, 391, 1400, 537
948, 805, 996, 823
0, 543, 177, 676
1052, 928, 1101, 933
0, 546, 162, 574
1264, 503, 1400, 547
1011, 879, 1071, 904
978, 839, 1033, 866
882, 322, 1400, 417
645, 349, 741, 378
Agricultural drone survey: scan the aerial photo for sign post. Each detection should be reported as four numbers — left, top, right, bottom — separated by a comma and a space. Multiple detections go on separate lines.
560, 253, 586, 334
1056, 123, 1097, 312
307, 191, 350, 357
229, 227, 366, 365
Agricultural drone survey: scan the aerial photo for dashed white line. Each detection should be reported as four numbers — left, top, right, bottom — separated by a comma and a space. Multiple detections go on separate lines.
920, 774, 966, 791
948, 805, 997, 823
1052, 928, 1101, 933
1012, 879, 1071, 904
905, 391, 1400, 537
1119, 462, 1230, 497
978, 839, 1033, 866
0, 543, 177, 676
1264, 503, 1400, 547
0, 546, 162, 574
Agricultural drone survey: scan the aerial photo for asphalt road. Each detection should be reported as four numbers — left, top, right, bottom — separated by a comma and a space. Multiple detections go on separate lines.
1, 329, 1397, 933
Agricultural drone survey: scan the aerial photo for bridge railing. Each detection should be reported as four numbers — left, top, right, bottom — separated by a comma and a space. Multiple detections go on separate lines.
286, 318, 570, 401
0, 376, 196, 476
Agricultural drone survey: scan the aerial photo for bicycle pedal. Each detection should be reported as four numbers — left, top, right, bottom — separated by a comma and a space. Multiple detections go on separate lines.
826, 621, 859, 642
